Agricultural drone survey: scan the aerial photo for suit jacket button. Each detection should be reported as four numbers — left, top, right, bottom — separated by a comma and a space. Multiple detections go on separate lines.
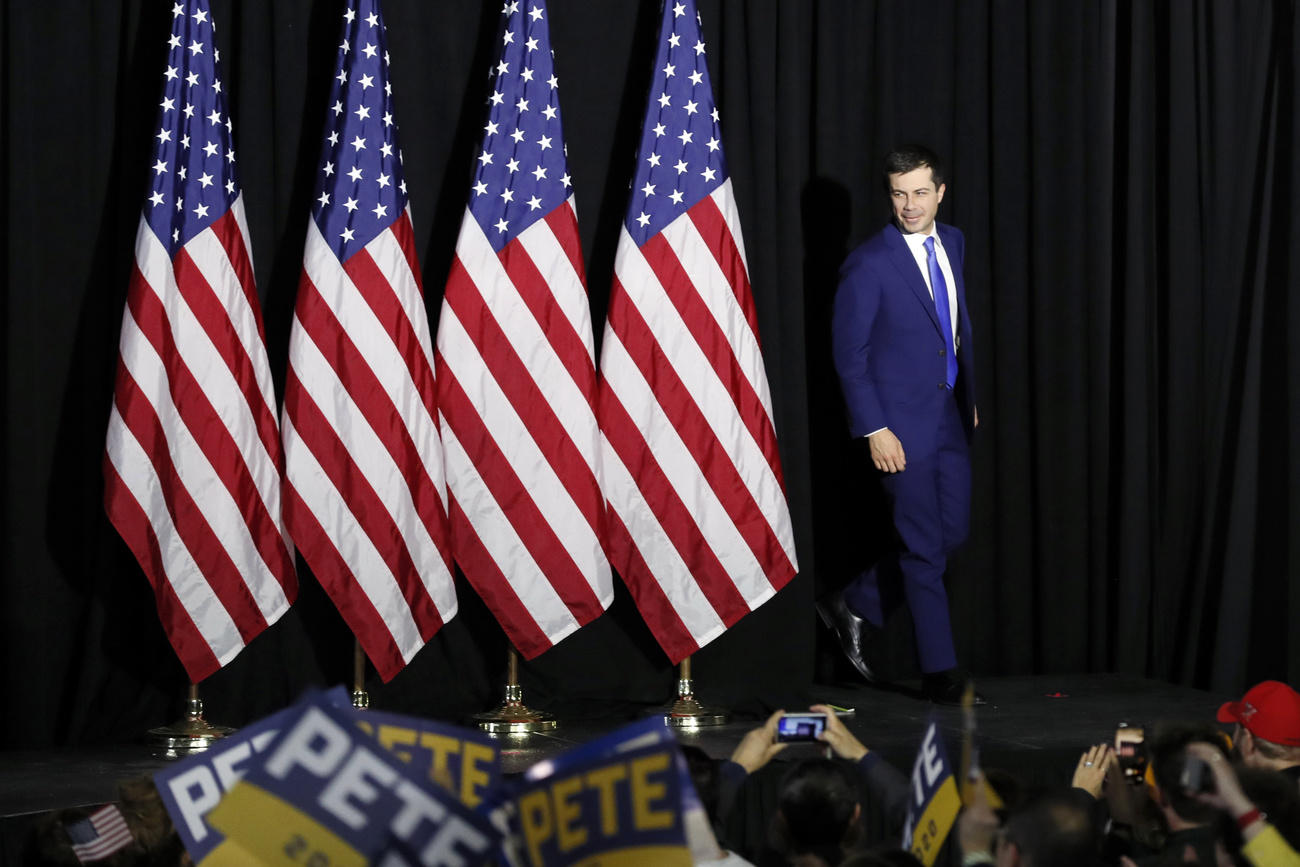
938, 383, 946, 389
938, 349, 946, 356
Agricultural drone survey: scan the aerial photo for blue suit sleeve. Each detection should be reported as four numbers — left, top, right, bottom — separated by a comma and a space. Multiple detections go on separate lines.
832, 254, 887, 439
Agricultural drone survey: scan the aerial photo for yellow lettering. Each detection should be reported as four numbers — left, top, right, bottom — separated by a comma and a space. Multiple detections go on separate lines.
583, 764, 627, 837
551, 775, 588, 852
629, 753, 673, 830
376, 725, 418, 765
419, 733, 461, 792
459, 741, 494, 807
518, 789, 554, 866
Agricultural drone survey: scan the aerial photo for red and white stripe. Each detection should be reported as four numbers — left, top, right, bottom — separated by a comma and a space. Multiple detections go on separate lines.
104, 200, 296, 682
282, 210, 456, 682
599, 181, 798, 662
436, 201, 611, 658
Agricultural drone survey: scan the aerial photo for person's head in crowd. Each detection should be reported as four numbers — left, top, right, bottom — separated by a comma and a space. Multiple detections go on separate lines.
995, 788, 1099, 867
681, 744, 722, 824
1148, 721, 1233, 829
838, 848, 923, 867
770, 758, 863, 866
24, 775, 187, 866
1217, 680, 1300, 774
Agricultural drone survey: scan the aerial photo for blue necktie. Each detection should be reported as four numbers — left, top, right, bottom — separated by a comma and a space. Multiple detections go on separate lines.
924, 235, 958, 388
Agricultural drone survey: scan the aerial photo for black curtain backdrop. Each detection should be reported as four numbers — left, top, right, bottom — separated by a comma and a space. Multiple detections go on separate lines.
3, 1, 1298, 749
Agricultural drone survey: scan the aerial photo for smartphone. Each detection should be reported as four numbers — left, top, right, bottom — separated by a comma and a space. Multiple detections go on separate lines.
1179, 755, 1215, 794
1114, 723, 1148, 783
776, 712, 827, 743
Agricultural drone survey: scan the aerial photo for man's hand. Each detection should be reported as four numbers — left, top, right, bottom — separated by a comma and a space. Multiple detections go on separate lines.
729, 709, 788, 773
1183, 742, 1252, 817
809, 704, 867, 761
867, 429, 906, 473
957, 769, 1000, 858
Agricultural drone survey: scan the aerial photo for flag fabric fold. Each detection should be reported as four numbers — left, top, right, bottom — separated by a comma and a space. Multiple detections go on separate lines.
435, 0, 612, 658
597, 0, 798, 662
104, 0, 296, 682
282, 0, 456, 681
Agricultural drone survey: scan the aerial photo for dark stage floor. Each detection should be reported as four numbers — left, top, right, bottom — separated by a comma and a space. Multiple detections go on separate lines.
0, 674, 1224, 862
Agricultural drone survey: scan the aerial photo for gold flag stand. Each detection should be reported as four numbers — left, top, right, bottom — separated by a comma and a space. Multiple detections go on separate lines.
663, 656, 727, 727
148, 683, 234, 758
351, 640, 370, 710
473, 648, 556, 733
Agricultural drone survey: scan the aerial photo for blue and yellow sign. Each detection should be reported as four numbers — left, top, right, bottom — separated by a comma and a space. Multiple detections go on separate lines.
902, 719, 962, 866
352, 707, 500, 808
155, 686, 350, 864
203, 695, 499, 865
509, 730, 691, 866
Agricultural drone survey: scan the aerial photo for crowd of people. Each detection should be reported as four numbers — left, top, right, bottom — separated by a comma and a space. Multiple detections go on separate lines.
24, 680, 1300, 866
692, 680, 1300, 866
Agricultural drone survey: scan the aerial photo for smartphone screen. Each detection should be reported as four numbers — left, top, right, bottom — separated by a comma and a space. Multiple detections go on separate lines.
776, 713, 827, 742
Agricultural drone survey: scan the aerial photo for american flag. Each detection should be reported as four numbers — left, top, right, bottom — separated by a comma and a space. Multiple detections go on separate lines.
435, 0, 611, 657
597, 0, 798, 662
66, 804, 134, 864
282, 0, 456, 682
104, 0, 296, 682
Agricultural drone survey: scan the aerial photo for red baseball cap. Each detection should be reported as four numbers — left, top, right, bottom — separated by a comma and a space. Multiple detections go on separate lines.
1218, 681, 1300, 746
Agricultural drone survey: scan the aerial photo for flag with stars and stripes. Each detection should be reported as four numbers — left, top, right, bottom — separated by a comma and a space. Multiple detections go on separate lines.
282, 0, 456, 681
65, 805, 134, 864
597, 0, 798, 663
435, 0, 612, 658
104, 0, 296, 682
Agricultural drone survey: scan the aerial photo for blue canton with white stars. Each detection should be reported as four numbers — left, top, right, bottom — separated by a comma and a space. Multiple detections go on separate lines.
469, 0, 573, 252
625, 0, 728, 246
145, 0, 241, 256
314, 0, 409, 262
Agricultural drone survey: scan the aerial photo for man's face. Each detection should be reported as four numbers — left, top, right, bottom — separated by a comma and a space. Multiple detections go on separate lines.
889, 166, 945, 236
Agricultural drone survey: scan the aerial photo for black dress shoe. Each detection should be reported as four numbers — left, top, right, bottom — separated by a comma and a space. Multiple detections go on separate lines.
815, 592, 884, 684
922, 670, 986, 706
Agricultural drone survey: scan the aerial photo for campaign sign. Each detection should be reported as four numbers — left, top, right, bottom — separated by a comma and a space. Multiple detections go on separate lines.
523, 715, 674, 784
155, 686, 350, 864
204, 697, 499, 866
901, 719, 962, 867
352, 708, 500, 808
510, 739, 691, 866
515, 716, 714, 864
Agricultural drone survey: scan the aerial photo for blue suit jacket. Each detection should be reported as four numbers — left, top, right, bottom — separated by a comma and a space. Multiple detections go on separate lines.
831, 221, 976, 458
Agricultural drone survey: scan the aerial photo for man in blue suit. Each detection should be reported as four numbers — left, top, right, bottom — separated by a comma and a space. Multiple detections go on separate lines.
824, 144, 981, 705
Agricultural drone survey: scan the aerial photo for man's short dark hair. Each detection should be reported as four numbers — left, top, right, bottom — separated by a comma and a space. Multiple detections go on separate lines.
772, 758, 861, 863
883, 144, 945, 190
999, 788, 1100, 867
1149, 721, 1232, 826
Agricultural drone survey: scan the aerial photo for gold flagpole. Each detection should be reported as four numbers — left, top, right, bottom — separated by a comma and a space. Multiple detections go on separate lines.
351, 639, 370, 709
473, 647, 556, 733
663, 655, 726, 727
148, 682, 234, 757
